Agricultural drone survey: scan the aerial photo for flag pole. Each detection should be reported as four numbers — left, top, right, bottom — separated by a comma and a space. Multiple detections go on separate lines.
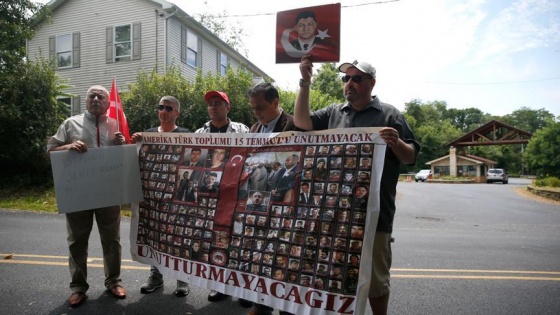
114, 77, 120, 132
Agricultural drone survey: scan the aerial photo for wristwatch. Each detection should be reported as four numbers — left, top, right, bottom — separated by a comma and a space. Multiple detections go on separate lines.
299, 79, 311, 87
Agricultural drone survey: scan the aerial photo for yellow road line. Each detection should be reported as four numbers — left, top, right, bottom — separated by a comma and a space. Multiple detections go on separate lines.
393, 274, 560, 281
0, 259, 149, 270
393, 268, 560, 275
2, 253, 559, 280
1, 253, 136, 263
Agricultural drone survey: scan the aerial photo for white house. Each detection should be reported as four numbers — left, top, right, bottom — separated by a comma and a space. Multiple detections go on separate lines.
27, 0, 272, 114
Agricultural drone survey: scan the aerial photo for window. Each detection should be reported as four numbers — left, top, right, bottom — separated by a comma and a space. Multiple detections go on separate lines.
457, 165, 476, 177
50, 33, 80, 68
115, 24, 132, 62
187, 30, 198, 67
219, 52, 228, 75
106, 23, 140, 63
56, 35, 72, 67
434, 166, 450, 177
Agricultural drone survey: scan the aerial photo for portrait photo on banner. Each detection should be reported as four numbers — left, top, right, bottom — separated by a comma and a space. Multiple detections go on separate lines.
276, 3, 341, 63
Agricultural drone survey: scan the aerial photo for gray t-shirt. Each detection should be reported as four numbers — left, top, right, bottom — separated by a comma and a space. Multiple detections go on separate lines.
310, 96, 420, 233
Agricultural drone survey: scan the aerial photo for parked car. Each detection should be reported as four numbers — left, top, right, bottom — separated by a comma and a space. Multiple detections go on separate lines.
486, 168, 508, 184
415, 169, 432, 182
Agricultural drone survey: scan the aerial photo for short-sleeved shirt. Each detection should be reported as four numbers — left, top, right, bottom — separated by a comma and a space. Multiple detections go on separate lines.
47, 111, 118, 151
310, 96, 420, 233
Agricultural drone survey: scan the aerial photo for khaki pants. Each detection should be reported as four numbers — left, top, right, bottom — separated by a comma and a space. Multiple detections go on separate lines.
66, 206, 122, 293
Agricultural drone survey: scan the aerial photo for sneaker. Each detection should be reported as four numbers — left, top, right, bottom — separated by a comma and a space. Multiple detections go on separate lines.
140, 275, 164, 294
174, 280, 190, 297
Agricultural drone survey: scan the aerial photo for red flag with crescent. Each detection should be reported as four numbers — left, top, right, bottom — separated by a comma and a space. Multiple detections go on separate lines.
108, 77, 131, 143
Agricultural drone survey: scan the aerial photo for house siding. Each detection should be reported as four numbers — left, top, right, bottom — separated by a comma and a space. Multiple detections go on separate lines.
27, 0, 270, 114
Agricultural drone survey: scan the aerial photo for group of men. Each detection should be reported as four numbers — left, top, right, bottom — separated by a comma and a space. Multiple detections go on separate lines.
48, 55, 419, 315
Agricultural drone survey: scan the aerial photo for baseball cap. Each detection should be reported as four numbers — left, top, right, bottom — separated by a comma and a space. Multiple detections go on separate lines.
204, 90, 230, 105
338, 60, 376, 79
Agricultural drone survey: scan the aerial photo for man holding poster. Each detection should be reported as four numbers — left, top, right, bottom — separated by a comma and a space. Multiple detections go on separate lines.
295, 57, 421, 315
47, 85, 127, 307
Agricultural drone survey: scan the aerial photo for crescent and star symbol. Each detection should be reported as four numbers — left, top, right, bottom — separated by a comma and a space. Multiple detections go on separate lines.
230, 155, 244, 166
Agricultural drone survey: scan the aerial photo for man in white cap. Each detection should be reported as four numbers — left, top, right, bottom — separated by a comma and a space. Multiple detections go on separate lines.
294, 56, 420, 315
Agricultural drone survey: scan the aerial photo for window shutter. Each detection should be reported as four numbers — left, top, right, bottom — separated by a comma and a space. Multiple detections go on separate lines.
106, 27, 113, 63
216, 50, 220, 72
72, 96, 81, 115
49, 36, 56, 67
181, 27, 187, 63
132, 22, 141, 60
196, 38, 202, 67
72, 32, 80, 68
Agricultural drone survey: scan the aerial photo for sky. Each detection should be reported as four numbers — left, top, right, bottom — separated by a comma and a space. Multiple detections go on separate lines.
37, 0, 560, 118
173, 0, 560, 118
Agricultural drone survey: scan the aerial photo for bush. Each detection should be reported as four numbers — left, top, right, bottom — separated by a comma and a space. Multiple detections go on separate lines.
534, 177, 560, 188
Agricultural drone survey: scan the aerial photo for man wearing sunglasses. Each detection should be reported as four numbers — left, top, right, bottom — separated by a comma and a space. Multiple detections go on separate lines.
131, 96, 191, 298
47, 85, 127, 307
295, 56, 421, 315
195, 90, 252, 307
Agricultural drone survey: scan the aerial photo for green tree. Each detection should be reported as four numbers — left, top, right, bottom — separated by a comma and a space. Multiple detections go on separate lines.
0, 0, 49, 73
0, 58, 71, 185
122, 65, 256, 133
194, 10, 247, 56
523, 122, 560, 177
501, 107, 556, 134
311, 63, 344, 103
444, 107, 491, 132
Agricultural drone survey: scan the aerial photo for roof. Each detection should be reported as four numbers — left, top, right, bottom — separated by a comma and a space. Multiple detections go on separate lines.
426, 154, 497, 165
446, 120, 532, 147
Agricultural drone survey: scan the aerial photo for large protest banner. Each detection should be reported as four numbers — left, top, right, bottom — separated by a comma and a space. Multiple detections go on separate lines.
50, 145, 143, 214
130, 128, 386, 314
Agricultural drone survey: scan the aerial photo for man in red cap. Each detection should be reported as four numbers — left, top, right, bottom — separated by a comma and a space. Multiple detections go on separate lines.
195, 90, 251, 307
195, 90, 249, 133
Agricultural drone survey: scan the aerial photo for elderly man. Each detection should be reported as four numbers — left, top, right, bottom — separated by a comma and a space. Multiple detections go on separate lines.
196, 90, 250, 306
295, 56, 420, 315
131, 95, 191, 297
47, 85, 127, 307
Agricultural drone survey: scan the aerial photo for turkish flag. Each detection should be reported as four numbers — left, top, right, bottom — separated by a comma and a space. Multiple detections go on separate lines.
108, 77, 131, 143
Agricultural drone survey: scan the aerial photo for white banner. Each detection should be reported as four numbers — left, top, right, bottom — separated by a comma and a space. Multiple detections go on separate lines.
130, 128, 386, 315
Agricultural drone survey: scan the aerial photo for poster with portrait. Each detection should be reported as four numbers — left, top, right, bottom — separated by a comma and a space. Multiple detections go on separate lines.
130, 128, 385, 315
276, 4, 341, 63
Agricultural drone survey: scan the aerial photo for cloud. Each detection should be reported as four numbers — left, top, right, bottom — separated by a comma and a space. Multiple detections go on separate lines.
474, 0, 560, 61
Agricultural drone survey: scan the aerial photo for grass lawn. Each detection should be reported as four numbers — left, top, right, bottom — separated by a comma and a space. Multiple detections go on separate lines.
0, 186, 131, 216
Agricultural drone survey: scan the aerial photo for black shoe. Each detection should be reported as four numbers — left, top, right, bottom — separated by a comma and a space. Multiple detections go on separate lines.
207, 290, 228, 302
140, 275, 163, 294
238, 298, 253, 308
279, 312, 295, 315
174, 281, 190, 297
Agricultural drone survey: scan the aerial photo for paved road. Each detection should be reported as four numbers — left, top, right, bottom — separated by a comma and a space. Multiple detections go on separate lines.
1, 178, 559, 314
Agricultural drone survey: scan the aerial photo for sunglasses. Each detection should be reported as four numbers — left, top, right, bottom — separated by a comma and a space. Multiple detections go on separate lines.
341, 75, 372, 83
157, 105, 174, 112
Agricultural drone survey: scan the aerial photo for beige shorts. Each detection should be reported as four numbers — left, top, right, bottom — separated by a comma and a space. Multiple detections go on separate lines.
369, 231, 392, 298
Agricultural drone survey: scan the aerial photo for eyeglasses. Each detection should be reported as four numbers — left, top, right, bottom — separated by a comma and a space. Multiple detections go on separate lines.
341, 75, 372, 83
157, 105, 174, 112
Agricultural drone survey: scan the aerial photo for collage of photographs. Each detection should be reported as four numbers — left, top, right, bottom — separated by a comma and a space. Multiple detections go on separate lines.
136, 142, 374, 295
